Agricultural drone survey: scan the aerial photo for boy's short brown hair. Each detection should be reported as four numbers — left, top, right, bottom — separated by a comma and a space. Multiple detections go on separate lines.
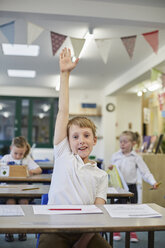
67, 116, 96, 137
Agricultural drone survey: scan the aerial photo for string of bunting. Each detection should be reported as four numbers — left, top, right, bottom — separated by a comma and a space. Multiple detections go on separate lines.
0, 20, 161, 63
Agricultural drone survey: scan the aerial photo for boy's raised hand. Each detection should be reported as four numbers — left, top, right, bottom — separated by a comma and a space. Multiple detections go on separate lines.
60, 48, 79, 72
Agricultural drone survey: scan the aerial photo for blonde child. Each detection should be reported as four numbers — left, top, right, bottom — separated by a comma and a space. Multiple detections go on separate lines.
109, 130, 158, 242
1, 136, 42, 242
38, 48, 111, 248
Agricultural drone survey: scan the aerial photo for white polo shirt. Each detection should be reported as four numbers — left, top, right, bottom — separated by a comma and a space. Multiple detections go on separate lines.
110, 150, 156, 185
1, 154, 40, 171
48, 137, 108, 205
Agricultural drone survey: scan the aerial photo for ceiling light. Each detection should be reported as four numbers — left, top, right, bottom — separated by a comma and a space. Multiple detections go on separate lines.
56, 80, 60, 91
39, 113, 45, 119
2, 43, 40, 56
137, 91, 142, 96
142, 88, 147, 93
8, 70, 36, 78
3, 112, 10, 118
147, 81, 162, 92
42, 104, 50, 112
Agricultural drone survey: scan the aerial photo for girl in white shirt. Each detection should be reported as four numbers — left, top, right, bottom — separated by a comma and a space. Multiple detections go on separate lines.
109, 131, 158, 243
1, 136, 42, 242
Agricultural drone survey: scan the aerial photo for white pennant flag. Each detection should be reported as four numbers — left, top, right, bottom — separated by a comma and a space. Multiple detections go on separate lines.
27, 22, 44, 44
95, 39, 111, 64
70, 37, 85, 58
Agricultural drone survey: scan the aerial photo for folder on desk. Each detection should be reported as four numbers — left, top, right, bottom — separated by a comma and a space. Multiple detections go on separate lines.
106, 165, 128, 191
9, 165, 28, 177
0, 165, 28, 177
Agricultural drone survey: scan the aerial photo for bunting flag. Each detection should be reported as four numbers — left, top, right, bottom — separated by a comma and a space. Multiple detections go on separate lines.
0, 21, 15, 44
142, 30, 159, 54
50, 31, 67, 56
121, 35, 136, 59
151, 68, 161, 82
95, 39, 111, 64
27, 22, 44, 44
70, 37, 85, 58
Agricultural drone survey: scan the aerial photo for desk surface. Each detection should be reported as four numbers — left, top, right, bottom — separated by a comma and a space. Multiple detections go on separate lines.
0, 174, 52, 183
36, 161, 54, 170
107, 188, 133, 199
0, 203, 165, 234
0, 185, 132, 200
0, 184, 133, 200
0, 184, 50, 198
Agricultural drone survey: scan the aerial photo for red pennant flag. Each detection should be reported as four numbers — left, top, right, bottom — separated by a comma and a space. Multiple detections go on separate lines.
121, 35, 136, 59
50, 32, 67, 56
142, 30, 159, 54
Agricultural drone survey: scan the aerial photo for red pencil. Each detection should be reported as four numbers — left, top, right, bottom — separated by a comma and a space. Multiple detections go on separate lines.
48, 208, 82, 211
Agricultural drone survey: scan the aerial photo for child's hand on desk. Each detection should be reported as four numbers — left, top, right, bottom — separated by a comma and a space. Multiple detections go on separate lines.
28, 170, 34, 176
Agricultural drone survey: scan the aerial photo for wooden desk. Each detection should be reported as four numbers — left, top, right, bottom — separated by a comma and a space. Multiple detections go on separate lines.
0, 203, 164, 248
107, 187, 134, 246
0, 184, 49, 199
0, 185, 131, 202
107, 187, 134, 204
0, 174, 52, 183
36, 161, 54, 170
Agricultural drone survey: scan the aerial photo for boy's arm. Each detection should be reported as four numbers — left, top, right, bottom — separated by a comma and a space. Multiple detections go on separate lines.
54, 48, 79, 146
94, 197, 106, 204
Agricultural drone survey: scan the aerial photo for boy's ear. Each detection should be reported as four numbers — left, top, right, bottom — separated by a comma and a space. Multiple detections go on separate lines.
9, 145, 12, 151
93, 136, 97, 146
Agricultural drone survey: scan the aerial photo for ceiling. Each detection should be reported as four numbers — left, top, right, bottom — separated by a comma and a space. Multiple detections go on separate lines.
0, 0, 165, 96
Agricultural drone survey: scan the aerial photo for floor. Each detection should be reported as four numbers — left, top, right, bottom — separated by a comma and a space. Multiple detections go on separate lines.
0, 231, 165, 248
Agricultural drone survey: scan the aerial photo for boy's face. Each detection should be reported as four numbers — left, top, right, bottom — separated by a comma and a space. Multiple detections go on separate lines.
10, 145, 26, 160
119, 135, 133, 154
69, 125, 97, 163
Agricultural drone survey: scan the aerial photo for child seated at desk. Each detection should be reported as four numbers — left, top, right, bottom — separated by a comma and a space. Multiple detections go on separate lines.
1, 136, 42, 242
38, 48, 111, 248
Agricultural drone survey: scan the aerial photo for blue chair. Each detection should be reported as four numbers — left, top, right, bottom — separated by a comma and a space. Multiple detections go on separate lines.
36, 194, 48, 248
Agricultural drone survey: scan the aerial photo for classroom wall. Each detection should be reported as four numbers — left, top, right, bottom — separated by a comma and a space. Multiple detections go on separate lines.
115, 94, 142, 150
0, 87, 142, 169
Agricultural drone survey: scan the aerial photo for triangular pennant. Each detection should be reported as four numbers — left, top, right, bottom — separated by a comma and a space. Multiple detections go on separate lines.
70, 37, 85, 58
142, 30, 159, 54
27, 22, 44, 44
121, 35, 136, 59
95, 39, 111, 64
50, 31, 67, 56
0, 21, 15, 44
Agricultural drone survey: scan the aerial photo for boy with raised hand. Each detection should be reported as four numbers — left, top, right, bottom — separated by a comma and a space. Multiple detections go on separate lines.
39, 48, 110, 248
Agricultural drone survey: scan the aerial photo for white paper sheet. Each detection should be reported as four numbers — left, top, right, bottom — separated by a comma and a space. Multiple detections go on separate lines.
107, 187, 118, 193
33, 205, 102, 215
0, 205, 25, 216
104, 204, 162, 218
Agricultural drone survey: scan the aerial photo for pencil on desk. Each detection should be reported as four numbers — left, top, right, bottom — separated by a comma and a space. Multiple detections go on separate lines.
22, 187, 40, 191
